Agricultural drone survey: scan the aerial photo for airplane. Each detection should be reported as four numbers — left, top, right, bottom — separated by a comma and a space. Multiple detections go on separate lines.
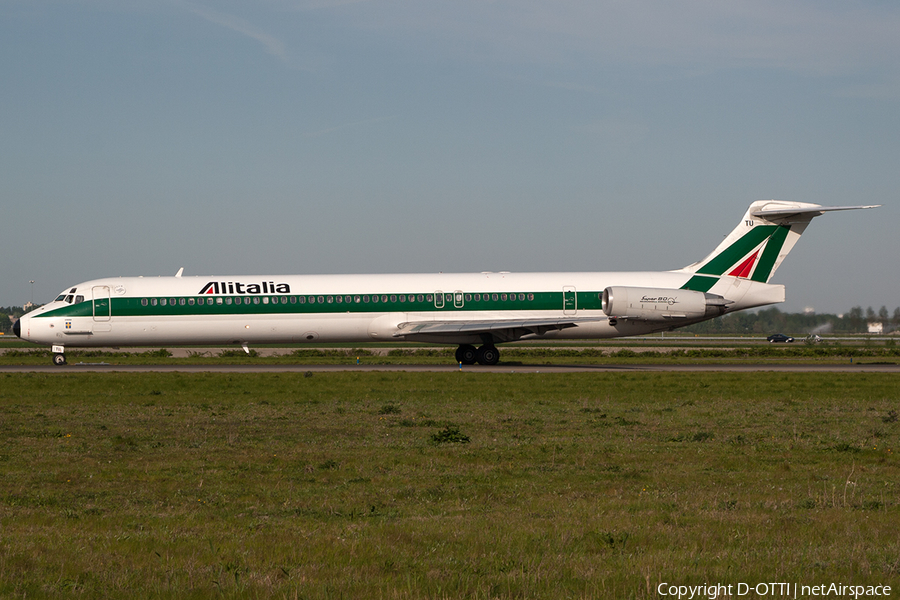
14, 200, 878, 366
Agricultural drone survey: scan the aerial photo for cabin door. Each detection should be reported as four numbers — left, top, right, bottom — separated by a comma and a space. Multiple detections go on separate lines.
563, 286, 577, 315
92, 286, 111, 322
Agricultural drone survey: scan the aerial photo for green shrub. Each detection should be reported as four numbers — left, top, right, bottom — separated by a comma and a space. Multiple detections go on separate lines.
430, 425, 470, 444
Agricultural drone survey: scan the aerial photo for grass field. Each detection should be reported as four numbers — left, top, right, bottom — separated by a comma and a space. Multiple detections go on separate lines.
1, 371, 898, 598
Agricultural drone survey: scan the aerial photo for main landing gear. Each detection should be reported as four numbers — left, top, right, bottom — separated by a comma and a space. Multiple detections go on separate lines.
455, 344, 500, 366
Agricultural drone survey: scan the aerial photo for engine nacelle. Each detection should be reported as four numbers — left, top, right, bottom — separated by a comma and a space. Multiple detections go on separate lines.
602, 286, 729, 321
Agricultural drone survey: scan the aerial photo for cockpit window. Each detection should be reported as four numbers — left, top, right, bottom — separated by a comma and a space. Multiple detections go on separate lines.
75, 295, 84, 304
56, 288, 77, 302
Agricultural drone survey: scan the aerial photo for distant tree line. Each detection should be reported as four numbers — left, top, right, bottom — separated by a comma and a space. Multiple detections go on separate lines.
682, 306, 900, 335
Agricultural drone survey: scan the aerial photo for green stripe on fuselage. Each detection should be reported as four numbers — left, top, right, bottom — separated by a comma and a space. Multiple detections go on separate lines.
680, 275, 718, 293
34, 289, 608, 319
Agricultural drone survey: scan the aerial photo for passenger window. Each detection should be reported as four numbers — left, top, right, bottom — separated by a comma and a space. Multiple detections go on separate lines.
426, 294, 433, 302
141, 298, 148, 306
372, 295, 379, 303
298, 296, 306, 304
390, 295, 397, 303
263, 297, 269, 304
207, 298, 214, 305
501, 294, 507, 301
527, 293, 534, 301
354, 295, 361, 303
399, 295, 405, 303
290, 296, 297, 304
518, 293, 525, 301
327, 296, 334, 303
225, 297, 232, 305
317, 296, 324, 304
492, 294, 498, 301
151, 298, 158, 306
217, 297, 223, 305
180, 298, 186, 305
465, 294, 471, 302
336, 295, 342, 303
189, 298, 195, 305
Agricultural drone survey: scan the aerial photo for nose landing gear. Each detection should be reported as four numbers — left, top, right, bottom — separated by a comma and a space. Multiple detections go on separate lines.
51, 345, 67, 366
455, 344, 500, 366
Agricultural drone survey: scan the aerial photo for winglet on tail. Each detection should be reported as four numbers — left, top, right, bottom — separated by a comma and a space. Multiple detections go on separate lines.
679, 200, 880, 284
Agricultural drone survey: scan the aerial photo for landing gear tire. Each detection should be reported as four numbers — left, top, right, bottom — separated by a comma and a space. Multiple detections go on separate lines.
455, 344, 477, 365
52, 353, 67, 366
475, 345, 500, 366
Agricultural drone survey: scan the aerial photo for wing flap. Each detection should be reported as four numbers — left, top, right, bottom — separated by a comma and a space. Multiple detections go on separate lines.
393, 317, 601, 340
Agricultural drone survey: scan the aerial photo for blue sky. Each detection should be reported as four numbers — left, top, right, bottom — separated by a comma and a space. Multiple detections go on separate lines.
2, 0, 897, 313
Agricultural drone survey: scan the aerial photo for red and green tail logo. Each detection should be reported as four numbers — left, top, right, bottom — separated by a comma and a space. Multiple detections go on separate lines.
681, 225, 791, 292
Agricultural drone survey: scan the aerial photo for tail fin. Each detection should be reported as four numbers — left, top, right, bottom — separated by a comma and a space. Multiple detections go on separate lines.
678, 200, 879, 291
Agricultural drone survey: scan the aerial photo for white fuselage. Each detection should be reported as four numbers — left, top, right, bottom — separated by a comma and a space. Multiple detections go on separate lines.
17, 270, 785, 349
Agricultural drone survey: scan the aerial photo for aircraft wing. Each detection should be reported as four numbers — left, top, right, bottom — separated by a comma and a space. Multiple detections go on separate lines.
392, 317, 603, 342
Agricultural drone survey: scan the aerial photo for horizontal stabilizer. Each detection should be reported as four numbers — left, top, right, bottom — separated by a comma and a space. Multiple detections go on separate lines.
751, 204, 880, 222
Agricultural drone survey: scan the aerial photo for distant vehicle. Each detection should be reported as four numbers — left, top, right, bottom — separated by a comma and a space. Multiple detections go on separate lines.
767, 333, 794, 343
806, 334, 823, 343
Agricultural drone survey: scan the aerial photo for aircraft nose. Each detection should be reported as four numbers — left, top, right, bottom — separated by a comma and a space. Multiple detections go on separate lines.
12, 318, 21, 338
